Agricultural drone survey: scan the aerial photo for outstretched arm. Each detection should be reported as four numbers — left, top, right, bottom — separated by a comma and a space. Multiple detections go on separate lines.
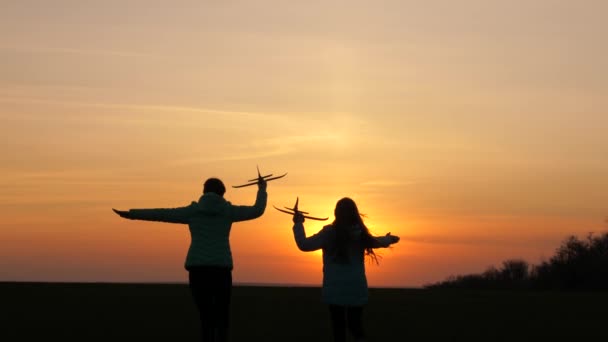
371, 233, 400, 248
230, 179, 268, 222
292, 213, 326, 252
112, 206, 192, 224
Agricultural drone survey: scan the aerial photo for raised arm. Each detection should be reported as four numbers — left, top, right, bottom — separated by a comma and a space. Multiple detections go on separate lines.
112, 205, 192, 224
292, 213, 327, 252
370, 232, 400, 248
229, 179, 268, 222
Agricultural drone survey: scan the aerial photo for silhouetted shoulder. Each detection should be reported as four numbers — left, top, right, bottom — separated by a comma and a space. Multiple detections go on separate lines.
319, 225, 336, 238
320, 224, 333, 232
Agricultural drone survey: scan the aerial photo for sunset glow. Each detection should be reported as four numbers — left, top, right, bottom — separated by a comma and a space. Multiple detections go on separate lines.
1, 1, 607, 287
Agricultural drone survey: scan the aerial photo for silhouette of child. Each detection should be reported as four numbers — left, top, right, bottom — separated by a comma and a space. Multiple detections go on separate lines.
291, 197, 399, 342
113, 177, 267, 342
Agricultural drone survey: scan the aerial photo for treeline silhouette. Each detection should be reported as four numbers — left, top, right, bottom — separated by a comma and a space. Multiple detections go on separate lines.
426, 232, 608, 291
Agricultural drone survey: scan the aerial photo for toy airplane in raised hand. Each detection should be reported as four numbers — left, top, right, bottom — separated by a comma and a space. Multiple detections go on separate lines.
274, 197, 329, 221
232, 166, 288, 188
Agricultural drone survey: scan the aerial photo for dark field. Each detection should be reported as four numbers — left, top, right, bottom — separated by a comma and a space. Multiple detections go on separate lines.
2, 282, 607, 341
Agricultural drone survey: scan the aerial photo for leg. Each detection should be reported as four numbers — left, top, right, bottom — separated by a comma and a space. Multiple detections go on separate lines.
214, 268, 232, 342
189, 269, 214, 342
346, 306, 366, 342
328, 305, 347, 342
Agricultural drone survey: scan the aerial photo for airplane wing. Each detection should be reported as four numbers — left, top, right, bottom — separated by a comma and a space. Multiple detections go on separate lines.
248, 174, 272, 182
273, 206, 295, 215
232, 182, 258, 188
263, 173, 287, 182
273, 206, 328, 221
284, 207, 309, 214
302, 215, 329, 221
232, 173, 288, 188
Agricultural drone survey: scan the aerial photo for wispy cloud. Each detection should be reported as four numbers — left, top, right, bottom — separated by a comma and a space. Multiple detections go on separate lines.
168, 149, 289, 165
0, 94, 370, 166
169, 132, 343, 165
0, 169, 154, 189
0, 96, 280, 122
0, 44, 157, 59
399, 234, 559, 249
359, 180, 420, 187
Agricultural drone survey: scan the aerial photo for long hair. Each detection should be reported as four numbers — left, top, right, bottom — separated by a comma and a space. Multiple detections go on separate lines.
331, 197, 379, 264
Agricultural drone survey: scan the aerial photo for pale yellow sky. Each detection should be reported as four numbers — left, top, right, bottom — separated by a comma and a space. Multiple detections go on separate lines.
1, 1, 607, 286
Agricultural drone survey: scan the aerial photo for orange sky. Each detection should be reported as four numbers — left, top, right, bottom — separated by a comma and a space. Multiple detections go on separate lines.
1, 1, 607, 287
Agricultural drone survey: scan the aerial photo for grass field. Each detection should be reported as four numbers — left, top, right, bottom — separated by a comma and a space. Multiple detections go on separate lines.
2, 282, 607, 341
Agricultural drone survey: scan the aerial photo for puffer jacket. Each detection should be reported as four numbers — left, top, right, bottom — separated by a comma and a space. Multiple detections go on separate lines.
292, 222, 393, 306
127, 188, 266, 269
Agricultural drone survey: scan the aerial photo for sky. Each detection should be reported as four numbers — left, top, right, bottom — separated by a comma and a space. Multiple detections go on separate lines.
1, 0, 607, 287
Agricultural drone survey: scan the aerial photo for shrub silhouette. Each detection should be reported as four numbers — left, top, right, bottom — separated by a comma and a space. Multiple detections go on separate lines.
532, 233, 608, 290
426, 232, 608, 290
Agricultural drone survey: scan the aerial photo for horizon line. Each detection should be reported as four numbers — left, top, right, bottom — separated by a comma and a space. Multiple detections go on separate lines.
0, 280, 420, 289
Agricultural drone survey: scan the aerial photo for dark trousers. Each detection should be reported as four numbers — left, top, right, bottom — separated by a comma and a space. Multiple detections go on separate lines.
188, 266, 232, 342
328, 305, 365, 342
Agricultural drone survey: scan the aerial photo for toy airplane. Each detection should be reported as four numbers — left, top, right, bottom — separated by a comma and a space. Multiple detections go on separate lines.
273, 197, 329, 221
232, 166, 287, 188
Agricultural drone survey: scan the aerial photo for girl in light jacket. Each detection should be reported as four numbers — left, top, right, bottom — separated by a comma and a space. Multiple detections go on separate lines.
292, 197, 399, 342
113, 177, 267, 342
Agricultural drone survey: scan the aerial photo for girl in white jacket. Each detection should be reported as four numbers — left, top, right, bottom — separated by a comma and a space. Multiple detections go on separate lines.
292, 197, 399, 342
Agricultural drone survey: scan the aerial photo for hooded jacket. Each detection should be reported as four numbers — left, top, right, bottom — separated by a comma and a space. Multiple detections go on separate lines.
292, 222, 393, 306
127, 188, 267, 270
